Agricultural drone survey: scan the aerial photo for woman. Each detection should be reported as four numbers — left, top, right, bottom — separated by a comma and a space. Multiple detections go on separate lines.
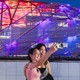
35, 43, 54, 80
24, 43, 57, 80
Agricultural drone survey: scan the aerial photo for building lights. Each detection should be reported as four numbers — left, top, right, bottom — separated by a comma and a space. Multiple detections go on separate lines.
0, 36, 11, 39
58, 22, 68, 27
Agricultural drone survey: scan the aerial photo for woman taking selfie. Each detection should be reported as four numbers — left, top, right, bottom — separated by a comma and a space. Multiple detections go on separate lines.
36, 43, 54, 80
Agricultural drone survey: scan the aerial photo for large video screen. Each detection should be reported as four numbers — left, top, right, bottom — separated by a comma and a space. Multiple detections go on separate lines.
1, 19, 80, 59
0, 1, 80, 60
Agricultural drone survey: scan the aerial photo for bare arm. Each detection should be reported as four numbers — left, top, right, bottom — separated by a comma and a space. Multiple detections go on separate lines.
24, 64, 28, 78
46, 61, 52, 74
30, 44, 57, 69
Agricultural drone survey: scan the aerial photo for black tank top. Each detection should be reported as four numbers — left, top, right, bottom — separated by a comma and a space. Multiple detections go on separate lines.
38, 67, 54, 80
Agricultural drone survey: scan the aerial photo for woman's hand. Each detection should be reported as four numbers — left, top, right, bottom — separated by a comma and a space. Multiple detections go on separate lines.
49, 43, 58, 53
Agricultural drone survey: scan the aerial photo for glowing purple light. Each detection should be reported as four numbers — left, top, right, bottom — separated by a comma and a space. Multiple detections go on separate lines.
68, 14, 72, 18
38, 39, 44, 43
5, 41, 17, 49
67, 19, 72, 26
5, 44, 11, 49
50, 2, 53, 4
66, 4, 70, 6
66, 18, 77, 26
39, 19, 51, 28
72, 18, 76, 24
44, 37, 49, 42
59, 5, 64, 11
59, 5, 69, 12
11, 41, 17, 48
78, 9, 80, 12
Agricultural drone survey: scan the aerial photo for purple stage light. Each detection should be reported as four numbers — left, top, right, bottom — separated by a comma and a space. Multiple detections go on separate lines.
59, 5, 69, 12
72, 18, 76, 24
11, 41, 17, 48
5, 44, 11, 49
67, 18, 77, 27
67, 19, 72, 26
78, 9, 80, 12
39, 19, 51, 28
5, 41, 17, 49
38, 39, 44, 43
66, 4, 70, 6
50, 2, 53, 4
59, 5, 64, 12
44, 37, 49, 42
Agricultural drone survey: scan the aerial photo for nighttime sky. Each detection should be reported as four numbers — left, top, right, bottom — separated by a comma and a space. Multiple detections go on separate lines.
32, 0, 80, 8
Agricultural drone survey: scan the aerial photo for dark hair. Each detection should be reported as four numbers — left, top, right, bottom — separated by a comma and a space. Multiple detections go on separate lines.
28, 48, 36, 62
35, 43, 47, 52
35, 43, 48, 65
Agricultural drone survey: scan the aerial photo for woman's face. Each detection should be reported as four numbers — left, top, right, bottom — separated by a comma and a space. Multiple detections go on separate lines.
39, 46, 46, 57
30, 49, 40, 62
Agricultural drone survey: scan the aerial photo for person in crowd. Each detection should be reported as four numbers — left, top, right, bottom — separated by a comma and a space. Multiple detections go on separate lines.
35, 43, 54, 80
24, 43, 57, 80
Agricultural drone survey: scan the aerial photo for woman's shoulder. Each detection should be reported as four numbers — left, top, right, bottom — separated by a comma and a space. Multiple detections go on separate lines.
25, 62, 36, 69
24, 63, 31, 69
